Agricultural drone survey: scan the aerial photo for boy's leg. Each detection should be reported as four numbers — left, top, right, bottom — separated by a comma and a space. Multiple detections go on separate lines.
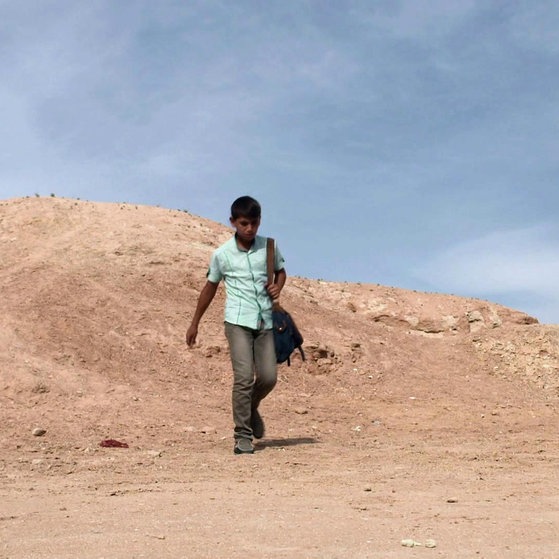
252, 328, 277, 408
224, 322, 255, 442
251, 328, 277, 436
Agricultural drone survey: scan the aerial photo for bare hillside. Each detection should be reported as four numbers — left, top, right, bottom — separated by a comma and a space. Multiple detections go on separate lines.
1, 197, 558, 559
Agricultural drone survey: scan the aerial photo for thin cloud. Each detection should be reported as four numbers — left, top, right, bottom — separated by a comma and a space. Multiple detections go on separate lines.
509, 1, 559, 54
414, 225, 559, 323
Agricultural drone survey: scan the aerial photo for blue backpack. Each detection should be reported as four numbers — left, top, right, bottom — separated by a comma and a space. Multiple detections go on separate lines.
272, 306, 305, 366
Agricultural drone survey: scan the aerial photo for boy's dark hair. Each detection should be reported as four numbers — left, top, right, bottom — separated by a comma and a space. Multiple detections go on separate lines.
231, 196, 261, 220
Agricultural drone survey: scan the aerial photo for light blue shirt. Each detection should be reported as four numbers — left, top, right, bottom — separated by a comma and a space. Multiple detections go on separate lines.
207, 235, 285, 330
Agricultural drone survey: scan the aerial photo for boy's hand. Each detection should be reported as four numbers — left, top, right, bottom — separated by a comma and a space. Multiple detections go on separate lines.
186, 324, 198, 347
185, 280, 218, 348
266, 283, 281, 301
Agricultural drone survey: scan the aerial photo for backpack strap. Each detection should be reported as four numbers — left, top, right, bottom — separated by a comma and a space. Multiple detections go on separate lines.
266, 237, 275, 287
266, 237, 282, 311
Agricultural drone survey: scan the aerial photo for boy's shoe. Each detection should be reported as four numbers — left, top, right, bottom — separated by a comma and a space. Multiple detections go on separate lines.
251, 409, 265, 439
234, 438, 254, 455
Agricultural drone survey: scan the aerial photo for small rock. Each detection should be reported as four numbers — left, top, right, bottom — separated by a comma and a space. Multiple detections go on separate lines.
204, 345, 222, 358
467, 310, 484, 323
401, 539, 421, 547
294, 407, 308, 415
32, 428, 47, 437
312, 347, 330, 359
425, 539, 437, 548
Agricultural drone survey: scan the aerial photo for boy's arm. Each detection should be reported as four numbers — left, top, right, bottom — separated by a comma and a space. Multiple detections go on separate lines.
186, 280, 219, 346
267, 268, 286, 302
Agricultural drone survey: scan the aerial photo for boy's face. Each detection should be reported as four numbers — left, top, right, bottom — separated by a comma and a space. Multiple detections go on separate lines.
230, 215, 261, 244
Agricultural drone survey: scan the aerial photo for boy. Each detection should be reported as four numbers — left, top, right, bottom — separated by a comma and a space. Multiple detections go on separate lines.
186, 196, 286, 454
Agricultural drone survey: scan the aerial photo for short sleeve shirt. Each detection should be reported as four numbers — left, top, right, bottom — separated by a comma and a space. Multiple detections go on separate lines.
207, 235, 285, 330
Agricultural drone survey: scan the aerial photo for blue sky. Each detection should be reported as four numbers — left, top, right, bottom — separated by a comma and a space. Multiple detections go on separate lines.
1, 1, 558, 324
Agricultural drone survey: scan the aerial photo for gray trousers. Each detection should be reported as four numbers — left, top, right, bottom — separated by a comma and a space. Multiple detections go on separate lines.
224, 322, 277, 441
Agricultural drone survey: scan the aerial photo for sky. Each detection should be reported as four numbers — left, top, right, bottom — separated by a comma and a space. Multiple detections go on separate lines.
1, 0, 558, 324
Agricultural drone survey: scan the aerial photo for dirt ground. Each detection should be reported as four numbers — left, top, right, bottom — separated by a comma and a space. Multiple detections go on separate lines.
1, 197, 558, 558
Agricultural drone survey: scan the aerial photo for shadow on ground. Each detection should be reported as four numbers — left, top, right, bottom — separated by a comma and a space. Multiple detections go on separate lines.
254, 437, 319, 450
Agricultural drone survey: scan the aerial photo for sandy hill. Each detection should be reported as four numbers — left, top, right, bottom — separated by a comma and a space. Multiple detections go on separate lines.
1, 196, 558, 558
